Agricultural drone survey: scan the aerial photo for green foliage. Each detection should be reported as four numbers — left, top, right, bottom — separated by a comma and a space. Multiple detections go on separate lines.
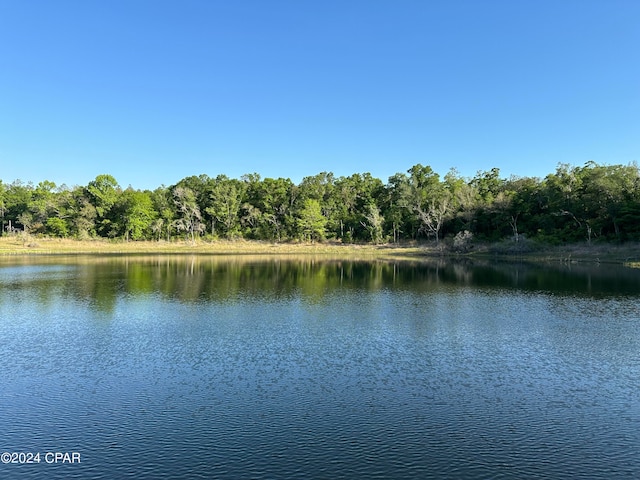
0, 180, 5, 235
205, 175, 245, 238
70, 191, 97, 239
87, 174, 120, 218
361, 204, 385, 244
4, 180, 33, 231
329, 173, 384, 242
151, 186, 175, 241
405, 164, 452, 243
45, 217, 69, 237
172, 186, 204, 242
242, 176, 295, 241
471, 168, 503, 203
118, 189, 156, 240
2, 161, 640, 246
296, 199, 327, 242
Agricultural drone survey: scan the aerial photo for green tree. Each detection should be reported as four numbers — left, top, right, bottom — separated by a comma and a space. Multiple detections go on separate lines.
299, 172, 335, 202
407, 164, 451, 244
176, 174, 212, 233
118, 189, 157, 241
442, 169, 478, 234
42, 186, 75, 237
46, 217, 69, 237
576, 162, 640, 241
503, 176, 545, 242
87, 174, 120, 236
87, 174, 119, 217
331, 175, 359, 241
242, 175, 295, 241
471, 168, 503, 204
205, 175, 246, 238
68, 187, 97, 238
383, 172, 412, 242
470, 168, 507, 240
0, 180, 5, 235
27, 180, 58, 233
360, 204, 385, 244
151, 186, 176, 241
4, 180, 33, 232
541, 164, 583, 242
331, 173, 384, 242
296, 199, 327, 242
299, 172, 338, 238
172, 186, 204, 242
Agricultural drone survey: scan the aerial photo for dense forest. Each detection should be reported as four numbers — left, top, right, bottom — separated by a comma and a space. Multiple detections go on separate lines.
2, 162, 640, 246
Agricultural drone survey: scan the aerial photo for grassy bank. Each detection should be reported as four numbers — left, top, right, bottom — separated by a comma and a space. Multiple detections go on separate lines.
468, 240, 640, 266
0, 236, 427, 259
2, 235, 640, 266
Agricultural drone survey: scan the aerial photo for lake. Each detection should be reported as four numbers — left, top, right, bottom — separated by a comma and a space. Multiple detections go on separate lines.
1, 255, 639, 479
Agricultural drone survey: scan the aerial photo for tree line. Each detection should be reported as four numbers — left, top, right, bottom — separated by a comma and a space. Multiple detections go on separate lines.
1, 161, 640, 245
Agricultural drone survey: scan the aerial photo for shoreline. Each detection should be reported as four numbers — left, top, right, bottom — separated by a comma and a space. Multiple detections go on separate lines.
0, 237, 426, 258
2, 236, 640, 267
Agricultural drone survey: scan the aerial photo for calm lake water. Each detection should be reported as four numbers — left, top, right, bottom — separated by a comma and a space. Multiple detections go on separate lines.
1, 255, 639, 479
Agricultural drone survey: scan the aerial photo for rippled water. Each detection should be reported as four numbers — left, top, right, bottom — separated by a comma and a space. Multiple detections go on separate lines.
1, 256, 639, 479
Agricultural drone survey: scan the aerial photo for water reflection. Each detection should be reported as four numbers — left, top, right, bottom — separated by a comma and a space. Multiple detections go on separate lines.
1, 255, 639, 479
1, 255, 640, 313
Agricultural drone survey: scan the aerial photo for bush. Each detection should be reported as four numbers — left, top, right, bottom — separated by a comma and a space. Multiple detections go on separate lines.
453, 230, 474, 253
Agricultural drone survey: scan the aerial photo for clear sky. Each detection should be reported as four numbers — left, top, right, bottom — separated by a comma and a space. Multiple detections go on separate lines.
1, 0, 638, 190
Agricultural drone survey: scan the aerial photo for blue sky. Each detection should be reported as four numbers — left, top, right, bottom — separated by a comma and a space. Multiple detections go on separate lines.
1, 0, 638, 190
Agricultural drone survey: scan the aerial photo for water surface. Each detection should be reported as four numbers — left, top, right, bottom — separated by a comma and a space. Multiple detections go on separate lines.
1, 256, 639, 478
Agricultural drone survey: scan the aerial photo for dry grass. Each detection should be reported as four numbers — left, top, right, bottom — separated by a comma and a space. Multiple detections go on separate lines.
4, 235, 640, 266
0, 236, 428, 259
